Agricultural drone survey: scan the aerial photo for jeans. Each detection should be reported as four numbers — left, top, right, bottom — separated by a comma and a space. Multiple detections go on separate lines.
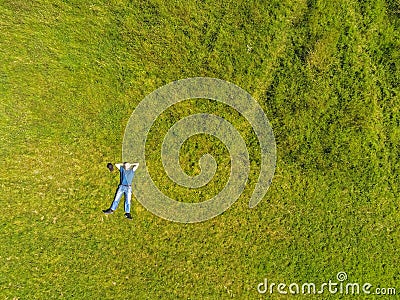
110, 185, 132, 213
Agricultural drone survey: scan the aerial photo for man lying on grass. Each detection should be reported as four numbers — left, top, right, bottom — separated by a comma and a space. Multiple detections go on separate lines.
103, 162, 139, 220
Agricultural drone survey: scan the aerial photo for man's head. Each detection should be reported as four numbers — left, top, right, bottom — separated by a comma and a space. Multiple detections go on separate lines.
123, 162, 131, 170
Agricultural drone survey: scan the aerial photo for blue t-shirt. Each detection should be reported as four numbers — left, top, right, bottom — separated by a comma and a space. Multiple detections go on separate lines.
120, 168, 135, 185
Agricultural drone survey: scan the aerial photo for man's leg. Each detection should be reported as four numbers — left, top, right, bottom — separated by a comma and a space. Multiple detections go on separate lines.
124, 186, 132, 219
110, 185, 124, 211
124, 186, 132, 213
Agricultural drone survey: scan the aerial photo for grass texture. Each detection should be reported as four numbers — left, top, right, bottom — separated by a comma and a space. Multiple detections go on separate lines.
0, 0, 399, 299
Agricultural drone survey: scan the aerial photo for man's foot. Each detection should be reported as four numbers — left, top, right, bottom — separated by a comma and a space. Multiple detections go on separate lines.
124, 213, 133, 220
103, 208, 114, 215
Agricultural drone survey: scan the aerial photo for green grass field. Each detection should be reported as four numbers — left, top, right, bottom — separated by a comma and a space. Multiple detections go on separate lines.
1, 0, 399, 298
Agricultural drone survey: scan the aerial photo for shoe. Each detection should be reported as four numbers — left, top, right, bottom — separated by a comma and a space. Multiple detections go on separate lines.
124, 213, 133, 220
103, 208, 114, 215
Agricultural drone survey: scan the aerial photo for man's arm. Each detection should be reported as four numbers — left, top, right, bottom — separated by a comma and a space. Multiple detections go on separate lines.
115, 163, 123, 171
131, 163, 139, 171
